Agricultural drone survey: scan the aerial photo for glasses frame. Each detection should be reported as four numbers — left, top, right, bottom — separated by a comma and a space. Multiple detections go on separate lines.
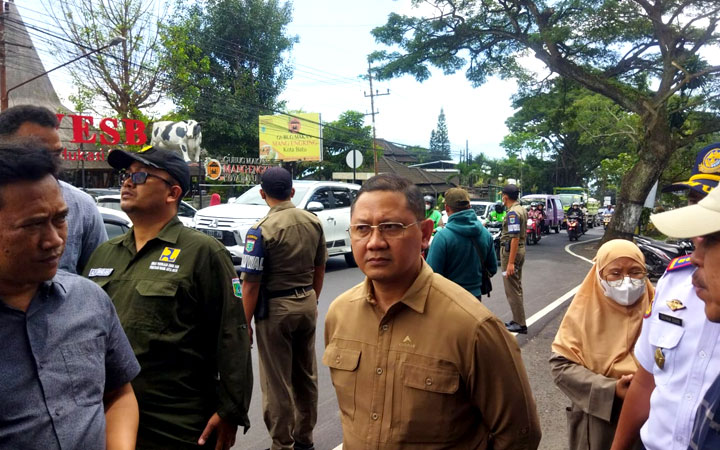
348, 221, 421, 240
121, 171, 175, 188
602, 272, 648, 287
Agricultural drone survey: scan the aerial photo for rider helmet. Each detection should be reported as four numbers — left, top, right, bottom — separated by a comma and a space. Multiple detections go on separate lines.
530, 202, 538, 209
423, 195, 436, 210
494, 202, 503, 213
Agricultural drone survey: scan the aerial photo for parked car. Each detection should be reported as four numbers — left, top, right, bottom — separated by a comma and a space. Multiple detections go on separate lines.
98, 206, 132, 239
193, 181, 361, 267
520, 194, 564, 233
95, 194, 197, 227
440, 200, 494, 224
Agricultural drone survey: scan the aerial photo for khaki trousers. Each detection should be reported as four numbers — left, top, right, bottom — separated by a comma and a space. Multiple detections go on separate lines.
501, 245, 526, 326
256, 291, 318, 450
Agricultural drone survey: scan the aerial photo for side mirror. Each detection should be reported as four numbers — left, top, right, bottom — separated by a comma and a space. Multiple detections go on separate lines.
306, 201, 324, 212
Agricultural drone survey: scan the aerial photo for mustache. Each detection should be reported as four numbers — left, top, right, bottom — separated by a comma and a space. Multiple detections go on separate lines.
692, 271, 706, 289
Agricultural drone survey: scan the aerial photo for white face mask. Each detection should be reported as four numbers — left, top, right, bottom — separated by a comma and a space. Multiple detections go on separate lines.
598, 275, 646, 306
425, 204, 431, 210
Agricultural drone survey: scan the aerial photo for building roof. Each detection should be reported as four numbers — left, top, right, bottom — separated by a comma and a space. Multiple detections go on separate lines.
375, 138, 419, 164
377, 155, 455, 195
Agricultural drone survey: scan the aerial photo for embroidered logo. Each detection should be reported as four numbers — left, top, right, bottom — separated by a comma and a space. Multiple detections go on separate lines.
232, 278, 242, 298
159, 247, 181, 263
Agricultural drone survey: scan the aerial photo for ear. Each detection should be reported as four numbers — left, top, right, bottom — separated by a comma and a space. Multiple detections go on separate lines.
420, 218, 434, 248
167, 185, 183, 205
290, 187, 295, 198
259, 189, 267, 200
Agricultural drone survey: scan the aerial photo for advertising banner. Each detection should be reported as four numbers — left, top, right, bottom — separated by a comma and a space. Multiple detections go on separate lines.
259, 113, 322, 162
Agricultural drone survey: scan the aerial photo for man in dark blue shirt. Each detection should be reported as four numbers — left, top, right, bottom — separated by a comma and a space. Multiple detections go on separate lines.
0, 142, 140, 449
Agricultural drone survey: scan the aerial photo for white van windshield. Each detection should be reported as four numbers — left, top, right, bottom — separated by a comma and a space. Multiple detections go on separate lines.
232, 185, 309, 206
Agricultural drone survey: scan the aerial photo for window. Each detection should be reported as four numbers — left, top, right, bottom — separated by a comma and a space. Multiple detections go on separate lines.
332, 189, 352, 208
308, 188, 332, 209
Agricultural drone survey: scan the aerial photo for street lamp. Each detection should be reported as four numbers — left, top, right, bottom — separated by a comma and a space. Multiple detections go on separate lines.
1, 36, 125, 110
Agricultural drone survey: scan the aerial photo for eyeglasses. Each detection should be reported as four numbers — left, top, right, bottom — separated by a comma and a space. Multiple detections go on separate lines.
603, 270, 647, 287
120, 171, 174, 188
348, 221, 420, 240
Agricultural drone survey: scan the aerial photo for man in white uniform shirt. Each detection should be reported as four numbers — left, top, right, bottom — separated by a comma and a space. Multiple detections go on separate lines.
611, 142, 720, 450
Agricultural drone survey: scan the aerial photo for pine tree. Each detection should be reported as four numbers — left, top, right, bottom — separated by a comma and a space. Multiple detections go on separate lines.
429, 108, 451, 160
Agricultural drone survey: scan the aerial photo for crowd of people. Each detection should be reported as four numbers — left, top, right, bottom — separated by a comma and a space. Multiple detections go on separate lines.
2, 102, 720, 450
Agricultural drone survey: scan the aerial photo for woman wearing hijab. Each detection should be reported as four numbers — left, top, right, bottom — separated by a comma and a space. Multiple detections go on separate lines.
550, 239, 654, 450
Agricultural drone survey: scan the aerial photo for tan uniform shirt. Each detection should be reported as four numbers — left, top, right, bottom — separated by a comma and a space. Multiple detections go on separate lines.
501, 201, 527, 244
239, 201, 327, 290
324, 261, 541, 450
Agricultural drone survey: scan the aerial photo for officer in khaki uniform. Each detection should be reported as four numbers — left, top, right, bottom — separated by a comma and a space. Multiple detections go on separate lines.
500, 184, 528, 334
324, 174, 541, 449
240, 167, 327, 450
83, 147, 252, 450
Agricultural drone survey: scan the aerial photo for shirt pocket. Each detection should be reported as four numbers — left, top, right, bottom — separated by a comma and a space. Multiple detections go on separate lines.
61, 337, 106, 406
323, 345, 361, 421
397, 362, 461, 441
127, 280, 179, 333
647, 323, 684, 385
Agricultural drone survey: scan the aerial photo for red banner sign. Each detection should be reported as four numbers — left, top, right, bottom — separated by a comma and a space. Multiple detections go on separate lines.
57, 114, 147, 146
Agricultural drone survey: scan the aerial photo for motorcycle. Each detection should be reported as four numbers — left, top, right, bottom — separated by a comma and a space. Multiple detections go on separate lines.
567, 217, 580, 241
485, 221, 502, 260
602, 213, 612, 230
634, 235, 694, 279
526, 218, 541, 245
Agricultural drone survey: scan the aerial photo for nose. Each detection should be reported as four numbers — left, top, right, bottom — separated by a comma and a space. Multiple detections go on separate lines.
690, 237, 704, 268
41, 222, 66, 251
365, 226, 389, 250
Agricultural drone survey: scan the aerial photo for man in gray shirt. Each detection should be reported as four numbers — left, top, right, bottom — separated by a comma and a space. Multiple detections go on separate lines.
0, 105, 107, 273
0, 142, 141, 449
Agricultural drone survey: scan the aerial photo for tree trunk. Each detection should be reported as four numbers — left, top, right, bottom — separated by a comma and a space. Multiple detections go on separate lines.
602, 112, 674, 243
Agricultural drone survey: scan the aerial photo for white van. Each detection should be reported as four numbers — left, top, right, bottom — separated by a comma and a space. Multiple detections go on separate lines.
193, 180, 361, 266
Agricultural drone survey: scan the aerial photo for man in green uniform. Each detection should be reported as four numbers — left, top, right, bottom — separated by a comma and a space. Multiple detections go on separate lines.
239, 167, 327, 450
488, 201, 506, 223
83, 147, 252, 450
424, 195, 443, 230
500, 184, 528, 334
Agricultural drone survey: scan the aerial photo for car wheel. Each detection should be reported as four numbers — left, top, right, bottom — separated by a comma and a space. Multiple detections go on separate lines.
344, 252, 357, 267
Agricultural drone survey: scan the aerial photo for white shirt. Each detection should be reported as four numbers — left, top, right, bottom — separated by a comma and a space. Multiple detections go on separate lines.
634, 265, 720, 450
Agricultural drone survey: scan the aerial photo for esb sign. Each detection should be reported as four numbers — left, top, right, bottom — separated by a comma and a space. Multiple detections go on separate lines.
58, 114, 148, 146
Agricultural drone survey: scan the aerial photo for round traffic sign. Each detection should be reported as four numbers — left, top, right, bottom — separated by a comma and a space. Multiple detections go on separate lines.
346, 150, 363, 169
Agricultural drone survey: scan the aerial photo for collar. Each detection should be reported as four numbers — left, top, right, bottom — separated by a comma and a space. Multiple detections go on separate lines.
361, 259, 433, 314
119, 216, 183, 251
268, 200, 296, 215
0, 277, 66, 314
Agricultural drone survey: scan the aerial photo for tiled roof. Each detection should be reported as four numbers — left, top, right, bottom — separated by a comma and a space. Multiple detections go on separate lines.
375, 139, 419, 163
377, 156, 455, 195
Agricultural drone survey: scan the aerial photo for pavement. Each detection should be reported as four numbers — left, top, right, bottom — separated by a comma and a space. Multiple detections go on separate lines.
233, 227, 607, 449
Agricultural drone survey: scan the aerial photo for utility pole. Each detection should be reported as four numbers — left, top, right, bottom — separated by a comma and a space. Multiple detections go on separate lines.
364, 62, 390, 175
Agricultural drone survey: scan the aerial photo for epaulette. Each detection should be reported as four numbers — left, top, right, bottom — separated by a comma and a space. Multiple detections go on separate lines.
666, 255, 693, 272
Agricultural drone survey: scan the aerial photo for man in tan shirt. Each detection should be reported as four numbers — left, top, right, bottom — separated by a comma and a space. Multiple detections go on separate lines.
324, 173, 541, 449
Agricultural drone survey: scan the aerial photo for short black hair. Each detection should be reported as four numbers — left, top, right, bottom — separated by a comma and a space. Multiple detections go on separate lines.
0, 140, 59, 209
0, 105, 59, 136
352, 173, 424, 220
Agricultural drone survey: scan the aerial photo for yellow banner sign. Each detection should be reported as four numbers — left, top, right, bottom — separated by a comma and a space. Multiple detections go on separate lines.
259, 113, 322, 162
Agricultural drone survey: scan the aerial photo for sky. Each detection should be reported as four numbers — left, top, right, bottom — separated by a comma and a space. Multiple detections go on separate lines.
19, 0, 534, 160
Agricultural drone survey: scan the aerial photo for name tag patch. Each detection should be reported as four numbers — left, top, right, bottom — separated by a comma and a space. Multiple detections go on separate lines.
659, 313, 683, 327
88, 268, 114, 277
149, 261, 180, 273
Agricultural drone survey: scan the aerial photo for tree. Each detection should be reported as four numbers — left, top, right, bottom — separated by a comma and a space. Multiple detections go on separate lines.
300, 110, 373, 180
370, 0, 720, 240
429, 108, 451, 160
502, 79, 639, 188
45, 0, 164, 119
161, 0, 297, 155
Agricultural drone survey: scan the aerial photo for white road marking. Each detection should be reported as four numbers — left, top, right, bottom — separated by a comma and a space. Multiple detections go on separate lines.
508, 236, 601, 335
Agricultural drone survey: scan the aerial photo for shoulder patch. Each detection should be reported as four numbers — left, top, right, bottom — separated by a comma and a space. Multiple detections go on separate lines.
643, 293, 654, 319
666, 255, 693, 272
239, 226, 264, 274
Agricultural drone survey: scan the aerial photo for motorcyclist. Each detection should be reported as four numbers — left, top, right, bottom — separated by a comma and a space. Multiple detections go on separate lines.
567, 202, 585, 232
488, 202, 506, 223
531, 202, 548, 233
424, 195, 443, 231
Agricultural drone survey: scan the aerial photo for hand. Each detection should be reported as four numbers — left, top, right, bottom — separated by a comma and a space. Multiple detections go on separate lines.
247, 323, 254, 346
615, 374, 633, 400
198, 412, 237, 450
506, 263, 516, 276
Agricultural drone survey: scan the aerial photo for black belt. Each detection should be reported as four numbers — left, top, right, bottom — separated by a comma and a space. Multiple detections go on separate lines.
266, 285, 313, 299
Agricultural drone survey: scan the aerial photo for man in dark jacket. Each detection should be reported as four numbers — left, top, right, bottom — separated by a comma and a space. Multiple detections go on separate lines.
427, 188, 498, 300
